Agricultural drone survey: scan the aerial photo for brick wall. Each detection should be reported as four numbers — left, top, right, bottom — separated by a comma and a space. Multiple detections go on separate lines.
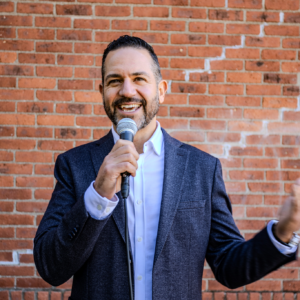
1, 0, 300, 299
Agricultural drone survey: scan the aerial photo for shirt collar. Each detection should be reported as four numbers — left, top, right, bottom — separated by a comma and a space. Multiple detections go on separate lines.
111, 121, 163, 156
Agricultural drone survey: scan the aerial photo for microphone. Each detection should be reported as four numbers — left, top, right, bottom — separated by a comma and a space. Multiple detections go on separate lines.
116, 118, 138, 199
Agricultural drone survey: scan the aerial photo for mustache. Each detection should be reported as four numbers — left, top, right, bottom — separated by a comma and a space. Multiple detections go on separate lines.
112, 97, 146, 108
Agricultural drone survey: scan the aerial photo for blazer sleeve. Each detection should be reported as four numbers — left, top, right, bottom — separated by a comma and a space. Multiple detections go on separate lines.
205, 159, 296, 289
34, 153, 111, 287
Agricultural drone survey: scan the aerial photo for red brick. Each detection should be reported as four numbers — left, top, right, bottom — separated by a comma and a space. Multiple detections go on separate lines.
76, 116, 111, 127
133, 32, 169, 44
55, 128, 91, 139
225, 182, 246, 193
19, 78, 55, 89
0, 16, 32, 27
37, 115, 74, 126
283, 136, 300, 146
0, 2, 14, 12
36, 42, 73, 53
209, 84, 243, 95
230, 195, 263, 205
164, 94, 187, 105
134, 6, 169, 17
269, 122, 300, 133
229, 170, 264, 180
74, 19, 109, 29
284, 281, 300, 292
16, 176, 53, 188
19, 53, 55, 64
283, 38, 300, 49
36, 91, 72, 101
74, 43, 107, 54
37, 66, 72, 78
11, 291, 22, 300
0, 151, 13, 161
74, 67, 101, 79
0, 65, 33, 76
246, 85, 281, 96
226, 24, 260, 35
0, 114, 35, 126
17, 3, 53, 14
154, 0, 188, 4
172, 82, 206, 94
265, 25, 300, 36
19, 28, 55, 40
95, 5, 130, 16
0, 126, 14, 137
57, 29, 92, 41
0, 176, 13, 187
170, 58, 204, 69
24, 291, 35, 300
57, 54, 93, 66
190, 95, 224, 106
0, 52, 17, 63
190, 22, 224, 33
284, 111, 300, 122
247, 11, 279, 22
208, 132, 241, 142
228, 0, 262, 8
115, 0, 149, 3
111, 20, 147, 31
209, 10, 243, 21
35, 164, 54, 175
191, 0, 225, 7
282, 62, 300, 73
0, 163, 33, 174
0, 139, 35, 150
285, 13, 300, 23
266, 147, 299, 157
0, 239, 33, 250
230, 147, 263, 156
0, 40, 34, 52
0, 214, 34, 225
226, 49, 260, 59
265, 0, 299, 10
191, 120, 226, 130
283, 86, 300, 96
188, 46, 222, 57
190, 72, 224, 83
57, 5, 92, 15
227, 72, 261, 83
0, 28, 16, 38
210, 60, 243, 70
263, 97, 297, 109
161, 69, 185, 81
17, 127, 53, 138
16, 202, 48, 213
244, 109, 278, 120
17, 102, 53, 113
246, 61, 280, 72
16, 151, 52, 163
246, 36, 280, 48
248, 182, 282, 193
35, 189, 53, 200
209, 35, 241, 46
207, 108, 242, 119
170, 107, 204, 118
171, 34, 205, 45
266, 170, 300, 181
0, 266, 34, 276
228, 121, 262, 132
38, 140, 73, 151
56, 103, 92, 114
0, 102, 15, 112
35, 17, 71, 28
172, 8, 206, 19
17, 278, 51, 288
150, 20, 185, 31
74, 91, 101, 103
169, 131, 205, 142
58, 80, 93, 90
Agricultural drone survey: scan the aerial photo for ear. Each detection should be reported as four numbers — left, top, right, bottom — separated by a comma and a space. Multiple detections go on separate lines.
158, 80, 168, 104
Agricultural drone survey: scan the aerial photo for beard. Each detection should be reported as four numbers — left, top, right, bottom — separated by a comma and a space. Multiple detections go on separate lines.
103, 93, 160, 131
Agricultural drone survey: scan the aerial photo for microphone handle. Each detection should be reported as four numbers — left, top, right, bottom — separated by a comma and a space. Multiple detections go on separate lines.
120, 131, 134, 199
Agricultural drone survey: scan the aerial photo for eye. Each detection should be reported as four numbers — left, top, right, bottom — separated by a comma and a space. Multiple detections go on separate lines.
108, 79, 121, 85
134, 77, 145, 82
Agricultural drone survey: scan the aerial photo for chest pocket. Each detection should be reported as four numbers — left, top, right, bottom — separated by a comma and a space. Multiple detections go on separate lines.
177, 199, 206, 210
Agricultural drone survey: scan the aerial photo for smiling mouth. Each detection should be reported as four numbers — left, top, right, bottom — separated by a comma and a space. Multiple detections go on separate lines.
118, 103, 142, 113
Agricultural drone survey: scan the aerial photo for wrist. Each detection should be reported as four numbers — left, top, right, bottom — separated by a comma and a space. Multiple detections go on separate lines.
93, 182, 113, 199
273, 223, 293, 244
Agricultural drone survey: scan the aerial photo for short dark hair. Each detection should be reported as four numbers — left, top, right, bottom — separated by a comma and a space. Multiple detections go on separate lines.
101, 35, 162, 85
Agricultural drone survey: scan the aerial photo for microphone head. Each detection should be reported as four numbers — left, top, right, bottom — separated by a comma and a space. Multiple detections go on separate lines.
116, 118, 138, 136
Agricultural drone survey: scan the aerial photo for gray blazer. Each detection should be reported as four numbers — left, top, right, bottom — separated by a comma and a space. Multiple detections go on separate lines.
34, 129, 295, 300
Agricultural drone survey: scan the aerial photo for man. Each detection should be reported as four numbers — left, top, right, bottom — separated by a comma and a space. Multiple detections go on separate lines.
34, 35, 300, 300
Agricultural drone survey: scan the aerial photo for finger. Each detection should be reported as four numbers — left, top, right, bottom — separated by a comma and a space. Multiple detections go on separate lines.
110, 153, 139, 170
111, 143, 139, 161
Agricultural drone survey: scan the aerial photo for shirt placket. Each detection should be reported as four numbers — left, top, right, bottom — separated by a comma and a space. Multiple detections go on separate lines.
134, 152, 146, 300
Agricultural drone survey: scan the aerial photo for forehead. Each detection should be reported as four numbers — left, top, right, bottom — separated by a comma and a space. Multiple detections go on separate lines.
104, 47, 154, 77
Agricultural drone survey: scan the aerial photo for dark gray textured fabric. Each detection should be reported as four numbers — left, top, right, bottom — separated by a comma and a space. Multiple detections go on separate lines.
34, 129, 296, 300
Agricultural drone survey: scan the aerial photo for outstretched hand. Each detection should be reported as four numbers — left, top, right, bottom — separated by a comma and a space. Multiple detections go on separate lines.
275, 179, 300, 243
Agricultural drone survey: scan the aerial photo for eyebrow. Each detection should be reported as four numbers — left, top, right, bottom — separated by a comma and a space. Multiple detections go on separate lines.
105, 71, 150, 82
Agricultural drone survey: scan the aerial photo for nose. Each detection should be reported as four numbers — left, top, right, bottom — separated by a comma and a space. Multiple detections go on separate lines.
119, 78, 136, 98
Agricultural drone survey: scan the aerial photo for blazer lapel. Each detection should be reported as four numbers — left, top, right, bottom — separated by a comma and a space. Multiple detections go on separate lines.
90, 131, 126, 242
154, 129, 189, 265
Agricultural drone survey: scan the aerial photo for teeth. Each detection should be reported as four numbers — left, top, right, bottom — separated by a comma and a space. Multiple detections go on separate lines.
119, 104, 141, 112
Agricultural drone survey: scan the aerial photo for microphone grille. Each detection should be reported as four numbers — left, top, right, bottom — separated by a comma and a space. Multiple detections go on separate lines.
116, 118, 138, 136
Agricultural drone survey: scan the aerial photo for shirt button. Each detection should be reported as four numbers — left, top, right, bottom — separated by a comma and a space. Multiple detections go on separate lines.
137, 275, 142, 281
105, 207, 110, 213
97, 204, 102, 210
137, 200, 142, 205
137, 237, 142, 242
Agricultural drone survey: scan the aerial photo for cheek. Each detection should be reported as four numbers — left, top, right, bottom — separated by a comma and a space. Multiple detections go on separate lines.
137, 86, 155, 101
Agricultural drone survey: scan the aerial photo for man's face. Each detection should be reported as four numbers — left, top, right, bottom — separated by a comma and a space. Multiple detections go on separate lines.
100, 47, 163, 130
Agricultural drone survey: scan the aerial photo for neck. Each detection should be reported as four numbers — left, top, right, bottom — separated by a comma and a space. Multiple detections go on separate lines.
134, 118, 157, 154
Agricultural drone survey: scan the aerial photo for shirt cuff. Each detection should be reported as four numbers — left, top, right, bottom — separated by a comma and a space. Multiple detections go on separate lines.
84, 181, 119, 220
267, 220, 298, 255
